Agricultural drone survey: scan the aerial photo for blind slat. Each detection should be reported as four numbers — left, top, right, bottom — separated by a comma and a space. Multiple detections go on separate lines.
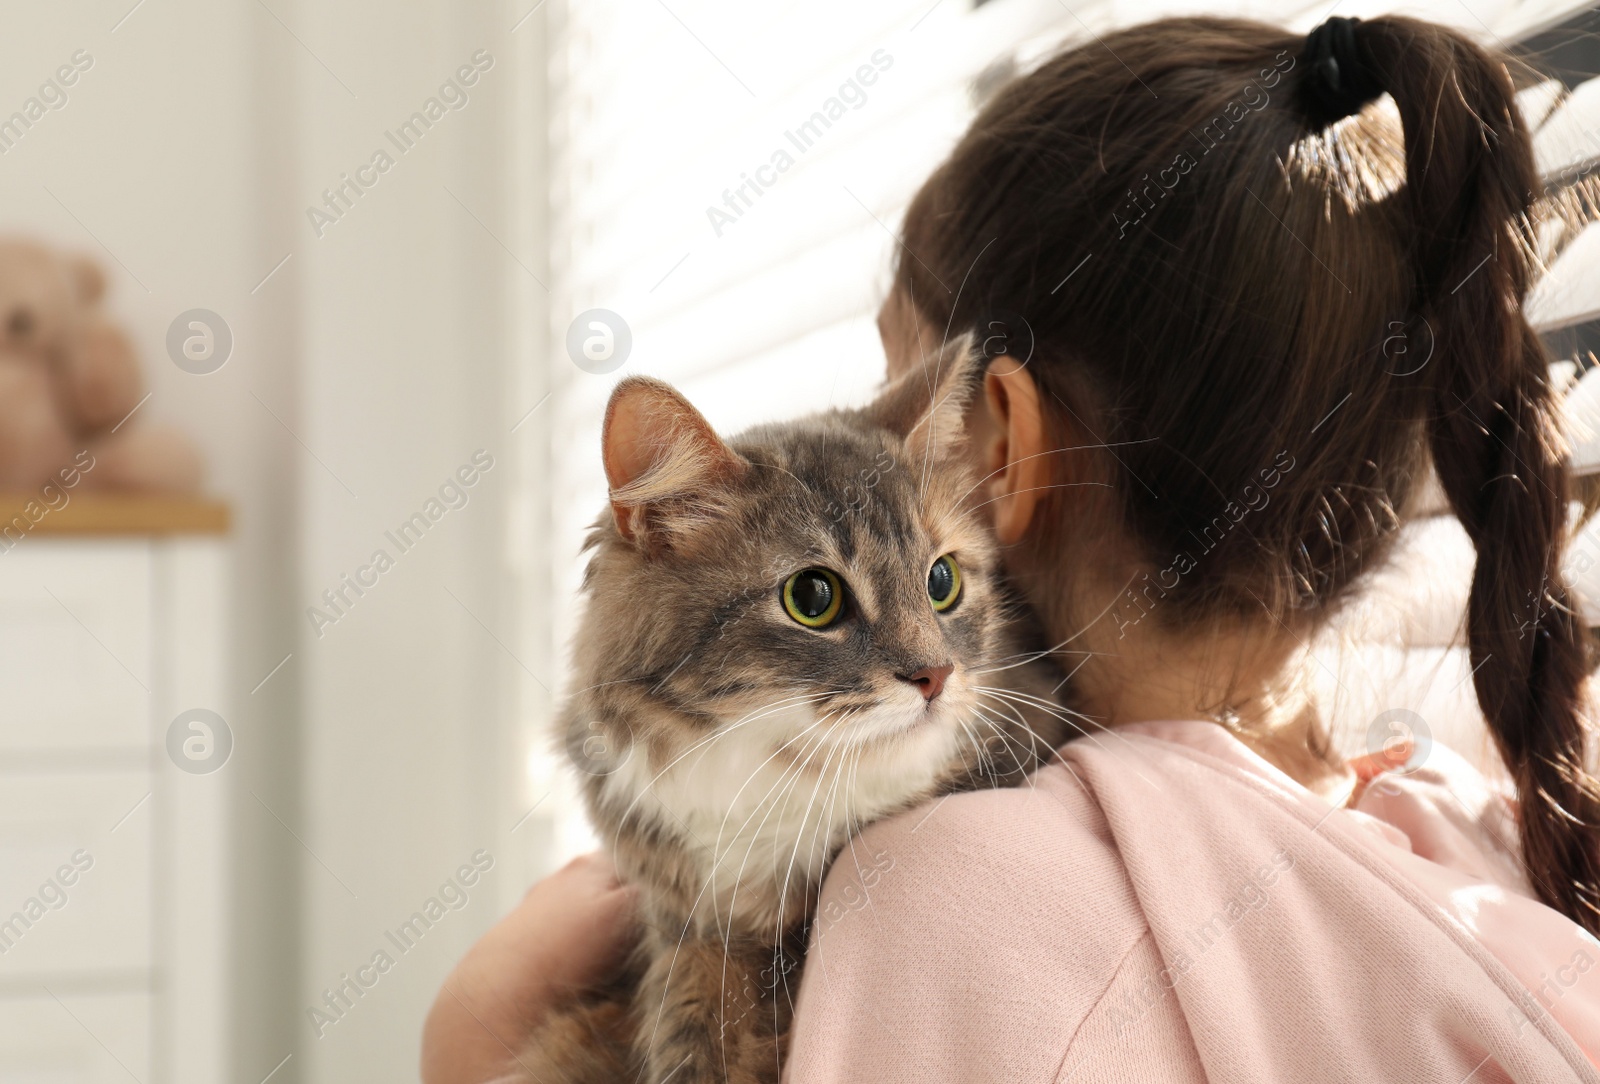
1529, 219, 1600, 332
1536, 76, 1600, 183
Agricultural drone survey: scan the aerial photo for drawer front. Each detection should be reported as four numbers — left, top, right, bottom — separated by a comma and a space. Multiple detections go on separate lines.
0, 542, 152, 754
0, 773, 152, 980
0, 991, 150, 1084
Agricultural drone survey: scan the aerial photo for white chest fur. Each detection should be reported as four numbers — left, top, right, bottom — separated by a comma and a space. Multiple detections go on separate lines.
601, 700, 960, 932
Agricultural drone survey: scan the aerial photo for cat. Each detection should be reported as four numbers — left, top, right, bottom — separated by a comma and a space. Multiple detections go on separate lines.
515, 337, 1075, 1083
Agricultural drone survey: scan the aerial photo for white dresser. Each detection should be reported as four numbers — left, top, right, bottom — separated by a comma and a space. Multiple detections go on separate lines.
0, 496, 231, 1084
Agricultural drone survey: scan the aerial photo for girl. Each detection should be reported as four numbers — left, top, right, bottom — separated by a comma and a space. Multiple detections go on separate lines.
425, 14, 1600, 1081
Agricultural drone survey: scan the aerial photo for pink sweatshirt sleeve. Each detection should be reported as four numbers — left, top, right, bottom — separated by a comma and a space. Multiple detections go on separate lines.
785, 771, 1149, 1083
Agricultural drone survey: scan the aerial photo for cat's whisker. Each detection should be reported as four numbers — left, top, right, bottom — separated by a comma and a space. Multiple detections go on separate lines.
806, 731, 871, 940
748, 457, 815, 496
1049, 648, 1096, 694
707, 708, 849, 935
970, 706, 1048, 792
542, 346, 1103, 1082
808, 720, 861, 882
613, 706, 819, 870
828, 737, 879, 923
775, 709, 853, 919
722, 725, 834, 913
612, 691, 831, 839
970, 645, 1112, 676
960, 700, 1049, 786
640, 846, 747, 1073
765, 722, 848, 900
708, 717, 833, 916
975, 684, 1163, 790
774, 737, 857, 1067
971, 684, 1112, 765
950, 437, 1159, 507
707, 710, 835, 866
765, 733, 847, 1008
955, 717, 994, 787
965, 480, 1115, 518
967, 715, 1012, 789
973, 683, 1099, 729
652, 722, 831, 1075
710, 719, 846, 1060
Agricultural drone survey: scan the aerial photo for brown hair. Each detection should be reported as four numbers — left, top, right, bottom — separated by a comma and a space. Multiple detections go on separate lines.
895, 16, 1600, 930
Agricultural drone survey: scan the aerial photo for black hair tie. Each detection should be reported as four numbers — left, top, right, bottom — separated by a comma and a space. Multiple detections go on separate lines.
1301, 16, 1384, 126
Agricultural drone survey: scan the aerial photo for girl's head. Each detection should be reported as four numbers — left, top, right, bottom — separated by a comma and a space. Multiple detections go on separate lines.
881, 15, 1600, 931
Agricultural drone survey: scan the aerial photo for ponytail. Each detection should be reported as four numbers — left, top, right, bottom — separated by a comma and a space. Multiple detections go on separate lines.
1355, 16, 1600, 931
894, 10, 1600, 930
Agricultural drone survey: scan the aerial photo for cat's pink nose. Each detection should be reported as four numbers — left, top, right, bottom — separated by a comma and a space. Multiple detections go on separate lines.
899, 664, 953, 701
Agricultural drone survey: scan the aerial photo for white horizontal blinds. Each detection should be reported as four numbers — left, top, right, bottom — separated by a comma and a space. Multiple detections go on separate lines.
545, 0, 1106, 648
1525, 70, 1600, 334
1535, 78, 1600, 181
546, 0, 1598, 591
1524, 77, 1569, 130
542, 0, 998, 856
540, 0, 1600, 813
1532, 222, 1600, 332
1522, 20, 1600, 507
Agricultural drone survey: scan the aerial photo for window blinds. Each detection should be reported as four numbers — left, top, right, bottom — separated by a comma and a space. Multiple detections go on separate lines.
536, 0, 1600, 830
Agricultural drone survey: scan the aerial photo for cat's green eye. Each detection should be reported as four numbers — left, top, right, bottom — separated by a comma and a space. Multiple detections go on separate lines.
783, 568, 844, 628
928, 555, 961, 612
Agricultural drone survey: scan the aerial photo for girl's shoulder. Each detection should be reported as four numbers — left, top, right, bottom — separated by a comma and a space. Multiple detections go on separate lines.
817, 755, 1138, 924
789, 761, 1150, 1083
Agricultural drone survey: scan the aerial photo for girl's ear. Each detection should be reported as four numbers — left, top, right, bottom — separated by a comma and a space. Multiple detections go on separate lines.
867, 331, 981, 461
602, 377, 748, 551
981, 356, 1049, 545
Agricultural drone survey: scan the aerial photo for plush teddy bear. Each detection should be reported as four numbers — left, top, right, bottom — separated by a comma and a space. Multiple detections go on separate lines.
0, 238, 201, 492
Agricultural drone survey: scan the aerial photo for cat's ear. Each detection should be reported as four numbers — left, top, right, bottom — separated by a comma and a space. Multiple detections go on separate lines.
868, 331, 982, 459
602, 376, 748, 551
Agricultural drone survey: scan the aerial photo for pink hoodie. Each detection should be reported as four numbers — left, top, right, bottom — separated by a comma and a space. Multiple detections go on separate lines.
785, 720, 1600, 1083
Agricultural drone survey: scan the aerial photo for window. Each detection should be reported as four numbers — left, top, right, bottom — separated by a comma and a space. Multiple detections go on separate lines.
533, 0, 1600, 853
1522, 10, 1600, 371
533, 0, 1072, 859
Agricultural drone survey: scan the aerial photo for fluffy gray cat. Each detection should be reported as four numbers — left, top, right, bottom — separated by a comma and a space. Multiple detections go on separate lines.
515, 338, 1075, 1083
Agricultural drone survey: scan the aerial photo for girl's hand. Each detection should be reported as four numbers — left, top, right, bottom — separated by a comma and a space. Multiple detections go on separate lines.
420, 852, 639, 1084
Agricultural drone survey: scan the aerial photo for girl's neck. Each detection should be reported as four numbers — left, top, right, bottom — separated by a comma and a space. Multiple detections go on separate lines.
1050, 577, 1355, 801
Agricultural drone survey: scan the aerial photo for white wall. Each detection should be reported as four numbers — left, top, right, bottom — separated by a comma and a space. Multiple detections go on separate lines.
290, 2, 546, 1080
0, 2, 303, 1078
0, 1, 543, 1081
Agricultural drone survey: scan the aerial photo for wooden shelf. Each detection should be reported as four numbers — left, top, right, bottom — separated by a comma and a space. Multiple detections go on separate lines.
0, 493, 229, 536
